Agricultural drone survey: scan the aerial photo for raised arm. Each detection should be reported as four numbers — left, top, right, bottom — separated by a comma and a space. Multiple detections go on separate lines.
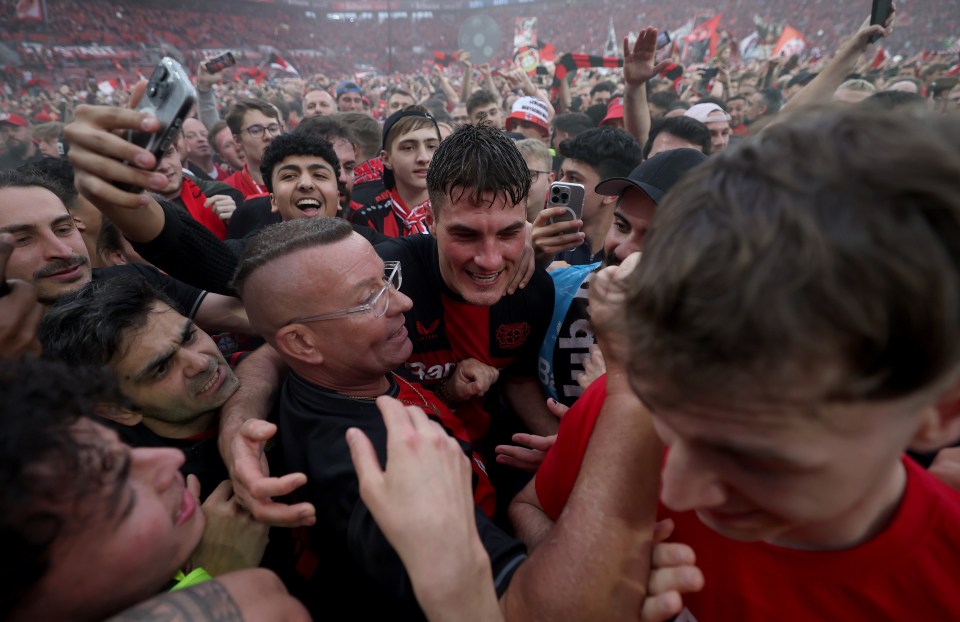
623, 28, 670, 147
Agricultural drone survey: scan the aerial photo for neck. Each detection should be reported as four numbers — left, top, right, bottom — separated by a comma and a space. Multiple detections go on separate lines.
190, 154, 215, 171
583, 206, 614, 257
293, 362, 392, 398
142, 410, 217, 439
394, 182, 428, 208
247, 162, 264, 185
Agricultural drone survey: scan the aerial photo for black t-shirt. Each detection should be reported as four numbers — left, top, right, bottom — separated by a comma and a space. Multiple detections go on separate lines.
278, 372, 526, 620
93, 263, 207, 318
227, 195, 280, 240
375, 235, 555, 444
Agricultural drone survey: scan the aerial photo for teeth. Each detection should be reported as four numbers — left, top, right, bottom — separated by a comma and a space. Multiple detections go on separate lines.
297, 199, 320, 207
198, 370, 218, 394
469, 271, 500, 283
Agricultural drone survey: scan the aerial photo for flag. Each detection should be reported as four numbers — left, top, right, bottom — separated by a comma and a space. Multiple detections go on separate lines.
772, 26, 806, 58
684, 14, 722, 63
604, 17, 620, 58
98, 79, 123, 94
267, 52, 299, 76
16, 0, 43, 21
513, 17, 538, 49
433, 51, 460, 67
871, 47, 890, 69
550, 53, 623, 98
236, 66, 267, 84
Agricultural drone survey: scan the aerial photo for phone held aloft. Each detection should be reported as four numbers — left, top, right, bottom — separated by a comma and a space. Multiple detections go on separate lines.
547, 181, 586, 228
204, 51, 236, 75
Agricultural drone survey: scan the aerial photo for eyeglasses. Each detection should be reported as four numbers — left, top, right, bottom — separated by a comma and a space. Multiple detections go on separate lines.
529, 169, 551, 183
285, 262, 402, 326
241, 123, 283, 138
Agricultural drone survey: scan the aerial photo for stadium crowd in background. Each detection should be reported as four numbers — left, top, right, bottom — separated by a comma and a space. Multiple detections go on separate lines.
2, 0, 960, 619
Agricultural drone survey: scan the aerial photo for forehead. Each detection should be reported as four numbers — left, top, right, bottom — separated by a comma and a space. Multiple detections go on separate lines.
112, 303, 185, 369
653, 133, 700, 153
441, 190, 526, 225
182, 119, 205, 133
390, 93, 414, 103
706, 117, 730, 130
391, 125, 440, 145
618, 187, 657, 222
0, 185, 69, 229
561, 158, 600, 180
331, 139, 355, 162
338, 92, 362, 101
305, 90, 331, 103
274, 154, 336, 175
241, 109, 276, 127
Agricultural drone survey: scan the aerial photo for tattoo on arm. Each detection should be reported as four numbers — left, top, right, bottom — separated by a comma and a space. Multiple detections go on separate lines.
105, 580, 244, 622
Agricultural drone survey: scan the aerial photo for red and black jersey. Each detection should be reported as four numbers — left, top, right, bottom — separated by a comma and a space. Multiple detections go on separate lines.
376, 235, 555, 443
223, 165, 268, 198
347, 181, 430, 238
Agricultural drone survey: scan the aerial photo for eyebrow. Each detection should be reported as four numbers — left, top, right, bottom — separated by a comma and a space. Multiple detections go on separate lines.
498, 221, 526, 235
134, 319, 193, 382
0, 213, 73, 235
701, 438, 807, 469
277, 162, 334, 175
106, 449, 135, 524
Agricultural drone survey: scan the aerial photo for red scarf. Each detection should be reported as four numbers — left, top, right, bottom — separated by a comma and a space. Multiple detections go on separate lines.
180, 177, 227, 240
389, 188, 430, 236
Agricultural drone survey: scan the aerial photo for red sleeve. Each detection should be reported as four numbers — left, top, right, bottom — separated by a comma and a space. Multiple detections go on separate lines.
535, 374, 607, 521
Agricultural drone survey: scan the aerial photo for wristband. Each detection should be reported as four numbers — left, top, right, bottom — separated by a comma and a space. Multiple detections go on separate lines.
170, 567, 213, 591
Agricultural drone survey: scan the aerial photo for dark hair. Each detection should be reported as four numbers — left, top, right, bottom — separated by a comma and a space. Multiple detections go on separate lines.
558, 127, 643, 181
725, 94, 748, 105
382, 105, 439, 153
426, 122, 530, 218
0, 359, 127, 619
590, 81, 617, 96
388, 89, 415, 104
293, 116, 359, 148
626, 107, 960, 406
16, 158, 78, 208
258, 132, 340, 193
552, 112, 595, 137
649, 90, 680, 111
0, 167, 68, 202
466, 89, 499, 116
643, 116, 712, 159
39, 275, 176, 366
757, 88, 784, 115
333, 112, 381, 162
232, 217, 353, 296
226, 98, 281, 136
95, 217, 125, 261
582, 103, 609, 127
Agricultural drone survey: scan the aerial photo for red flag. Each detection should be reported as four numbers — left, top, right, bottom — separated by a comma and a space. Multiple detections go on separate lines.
773, 26, 807, 58
871, 47, 890, 69
267, 52, 299, 76
15, 0, 43, 21
684, 14, 722, 63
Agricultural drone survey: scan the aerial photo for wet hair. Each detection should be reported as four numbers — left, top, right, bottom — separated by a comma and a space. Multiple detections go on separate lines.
558, 127, 642, 181
39, 274, 176, 367
426, 122, 530, 219
225, 98, 281, 136
0, 359, 127, 619
626, 106, 960, 406
258, 132, 340, 194
231, 217, 353, 297
643, 116, 712, 159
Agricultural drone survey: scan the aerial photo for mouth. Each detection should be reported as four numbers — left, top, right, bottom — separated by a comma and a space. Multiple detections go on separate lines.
195, 364, 224, 397
465, 269, 504, 287
295, 197, 323, 216
389, 323, 408, 341
174, 477, 198, 526
42, 262, 86, 281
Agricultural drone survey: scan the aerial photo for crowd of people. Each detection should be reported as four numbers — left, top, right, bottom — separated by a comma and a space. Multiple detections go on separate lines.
2, 2, 960, 620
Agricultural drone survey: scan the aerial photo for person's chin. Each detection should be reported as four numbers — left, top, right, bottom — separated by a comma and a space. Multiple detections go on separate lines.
696, 508, 780, 542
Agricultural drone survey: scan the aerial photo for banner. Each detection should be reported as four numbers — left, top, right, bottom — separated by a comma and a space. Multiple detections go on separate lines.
684, 14, 722, 63
267, 52, 300, 75
772, 25, 806, 58
16, 0, 43, 21
513, 17, 538, 50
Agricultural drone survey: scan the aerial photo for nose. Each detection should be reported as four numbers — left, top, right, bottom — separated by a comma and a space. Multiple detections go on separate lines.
659, 443, 728, 512
416, 144, 431, 163
297, 172, 316, 191
616, 230, 647, 262
134, 447, 186, 489
473, 238, 502, 272
179, 347, 210, 379
391, 288, 413, 314
41, 230, 78, 261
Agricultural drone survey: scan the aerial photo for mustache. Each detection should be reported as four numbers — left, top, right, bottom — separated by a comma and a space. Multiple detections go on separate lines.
34, 255, 89, 279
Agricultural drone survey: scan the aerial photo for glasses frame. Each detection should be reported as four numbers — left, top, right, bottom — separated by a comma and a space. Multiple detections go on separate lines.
529, 169, 551, 183
285, 261, 402, 326
241, 122, 284, 138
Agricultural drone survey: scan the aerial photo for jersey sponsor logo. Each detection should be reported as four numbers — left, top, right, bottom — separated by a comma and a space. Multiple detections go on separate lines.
406, 360, 457, 381
495, 322, 531, 350
416, 319, 440, 335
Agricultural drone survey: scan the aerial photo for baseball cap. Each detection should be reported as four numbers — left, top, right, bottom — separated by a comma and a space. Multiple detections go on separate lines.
380, 108, 440, 190
595, 148, 707, 204
504, 96, 550, 137
684, 103, 731, 124
0, 112, 29, 128
600, 97, 624, 126
336, 81, 363, 98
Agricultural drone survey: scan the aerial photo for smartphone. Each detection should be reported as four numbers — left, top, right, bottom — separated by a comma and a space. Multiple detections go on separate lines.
656, 31, 671, 50
547, 181, 585, 226
204, 51, 236, 74
123, 57, 196, 188
869, 0, 893, 44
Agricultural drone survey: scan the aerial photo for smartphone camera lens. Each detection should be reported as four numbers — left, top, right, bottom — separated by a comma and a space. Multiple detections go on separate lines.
561, 192, 569, 202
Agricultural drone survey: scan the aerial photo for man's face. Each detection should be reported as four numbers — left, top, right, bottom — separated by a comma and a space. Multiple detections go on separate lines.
591, 89, 613, 108
337, 91, 364, 112
0, 123, 32, 157
642, 379, 929, 549
111, 303, 239, 432
154, 145, 185, 199
213, 125, 244, 171
470, 103, 503, 128
648, 132, 703, 159
706, 117, 732, 153
513, 119, 548, 142
181, 118, 211, 162
381, 126, 440, 196
387, 92, 416, 115
331, 138, 357, 208
270, 154, 340, 221
603, 187, 656, 266
727, 98, 748, 128
560, 158, 607, 225
286, 236, 414, 378
523, 154, 553, 222
303, 89, 336, 117
38, 136, 61, 158
430, 190, 527, 306
0, 185, 91, 303
39, 419, 205, 618
452, 103, 469, 125
234, 109, 281, 167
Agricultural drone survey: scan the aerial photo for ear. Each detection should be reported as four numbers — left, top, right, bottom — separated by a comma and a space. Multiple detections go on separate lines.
269, 193, 278, 213
233, 134, 247, 158
548, 171, 556, 184
274, 325, 325, 366
425, 205, 437, 236
599, 193, 619, 208
380, 149, 392, 170
98, 407, 143, 427
909, 380, 960, 453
